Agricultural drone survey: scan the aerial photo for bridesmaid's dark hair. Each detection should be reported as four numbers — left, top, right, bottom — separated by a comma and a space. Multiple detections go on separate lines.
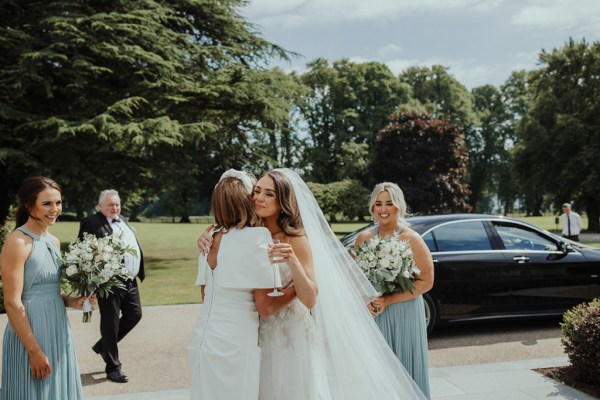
15, 176, 61, 227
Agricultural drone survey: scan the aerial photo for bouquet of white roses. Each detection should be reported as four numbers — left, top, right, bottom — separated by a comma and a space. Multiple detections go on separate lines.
61, 232, 136, 322
350, 235, 421, 294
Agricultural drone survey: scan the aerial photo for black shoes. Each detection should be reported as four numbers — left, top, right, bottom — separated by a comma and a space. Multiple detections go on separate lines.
94, 344, 128, 383
106, 369, 129, 383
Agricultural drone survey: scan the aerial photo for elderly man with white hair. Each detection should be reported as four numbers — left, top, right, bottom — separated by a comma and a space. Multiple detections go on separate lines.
78, 189, 145, 383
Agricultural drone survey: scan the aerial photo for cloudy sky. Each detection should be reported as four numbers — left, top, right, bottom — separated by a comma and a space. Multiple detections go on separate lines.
242, 0, 600, 89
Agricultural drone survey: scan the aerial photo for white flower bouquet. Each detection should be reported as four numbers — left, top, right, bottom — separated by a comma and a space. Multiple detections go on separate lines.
350, 235, 421, 294
61, 232, 136, 322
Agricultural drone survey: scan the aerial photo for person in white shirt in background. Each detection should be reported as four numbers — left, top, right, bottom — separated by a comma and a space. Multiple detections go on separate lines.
560, 203, 583, 242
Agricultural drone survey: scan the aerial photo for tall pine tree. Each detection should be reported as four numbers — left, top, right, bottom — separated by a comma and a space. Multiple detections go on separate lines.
0, 0, 291, 220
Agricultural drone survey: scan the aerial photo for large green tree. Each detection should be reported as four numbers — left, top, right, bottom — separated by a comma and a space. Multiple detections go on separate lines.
298, 59, 410, 184
514, 39, 600, 230
498, 70, 531, 214
0, 0, 289, 221
399, 65, 475, 125
469, 84, 510, 212
371, 112, 469, 213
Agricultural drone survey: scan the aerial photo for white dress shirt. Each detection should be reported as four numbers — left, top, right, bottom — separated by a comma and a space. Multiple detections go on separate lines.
110, 217, 141, 278
559, 211, 583, 236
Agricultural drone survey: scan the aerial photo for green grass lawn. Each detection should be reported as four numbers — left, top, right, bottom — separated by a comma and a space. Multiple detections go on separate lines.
50, 222, 209, 307
49, 214, 598, 307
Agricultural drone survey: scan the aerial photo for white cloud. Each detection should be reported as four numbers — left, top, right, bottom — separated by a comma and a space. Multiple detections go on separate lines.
244, 0, 502, 28
512, 0, 600, 34
244, 0, 600, 90
377, 43, 404, 58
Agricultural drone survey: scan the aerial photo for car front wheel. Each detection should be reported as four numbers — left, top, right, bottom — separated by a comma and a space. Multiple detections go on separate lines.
423, 292, 439, 336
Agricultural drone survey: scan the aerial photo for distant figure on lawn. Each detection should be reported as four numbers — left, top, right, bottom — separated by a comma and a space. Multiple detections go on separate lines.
560, 203, 583, 242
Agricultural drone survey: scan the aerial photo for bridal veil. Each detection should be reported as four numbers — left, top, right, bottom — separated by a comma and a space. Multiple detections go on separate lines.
276, 168, 427, 400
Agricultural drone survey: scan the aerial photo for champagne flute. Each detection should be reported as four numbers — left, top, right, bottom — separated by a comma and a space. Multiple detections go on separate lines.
267, 239, 285, 297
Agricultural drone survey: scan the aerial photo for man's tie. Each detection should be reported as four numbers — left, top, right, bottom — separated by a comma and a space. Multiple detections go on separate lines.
112, 218, 121, 223
567, 214, 571, 236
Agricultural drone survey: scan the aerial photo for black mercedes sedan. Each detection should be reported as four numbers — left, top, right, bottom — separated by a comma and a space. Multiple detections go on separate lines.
341, 214, 600, 334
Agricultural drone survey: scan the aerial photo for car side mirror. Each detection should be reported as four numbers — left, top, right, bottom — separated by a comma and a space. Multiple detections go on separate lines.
560, 242, 573, 253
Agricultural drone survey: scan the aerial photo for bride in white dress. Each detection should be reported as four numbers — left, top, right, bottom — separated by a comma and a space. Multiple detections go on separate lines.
198, 169, 427, 400
188, 170, 276, 400
252, 171, 329, 400
252, 170, 427, 400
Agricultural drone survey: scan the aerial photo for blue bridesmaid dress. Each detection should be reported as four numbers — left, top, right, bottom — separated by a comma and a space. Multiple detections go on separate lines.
373, 226, 431, 399
1, 227, 83, 399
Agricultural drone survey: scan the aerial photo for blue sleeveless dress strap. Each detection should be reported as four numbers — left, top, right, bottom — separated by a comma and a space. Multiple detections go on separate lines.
373, 224, 431, 399
1, 227, 83, 399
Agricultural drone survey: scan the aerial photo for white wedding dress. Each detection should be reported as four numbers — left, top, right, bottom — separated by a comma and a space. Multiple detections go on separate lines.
189, 228, 275, 400
259, 262, 330, 400
257, 169, 427, 400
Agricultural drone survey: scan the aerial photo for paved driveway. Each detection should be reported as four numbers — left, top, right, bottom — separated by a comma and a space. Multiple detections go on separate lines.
0, 303, 566, 397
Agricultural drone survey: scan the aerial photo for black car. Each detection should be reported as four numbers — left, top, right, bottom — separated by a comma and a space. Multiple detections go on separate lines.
341, 214, 600, 334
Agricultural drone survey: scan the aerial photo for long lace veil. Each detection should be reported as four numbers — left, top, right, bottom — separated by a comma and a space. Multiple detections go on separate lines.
277, 169, 427, 400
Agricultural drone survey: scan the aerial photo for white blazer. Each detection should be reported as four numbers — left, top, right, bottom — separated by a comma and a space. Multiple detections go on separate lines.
195, 227, 281, 289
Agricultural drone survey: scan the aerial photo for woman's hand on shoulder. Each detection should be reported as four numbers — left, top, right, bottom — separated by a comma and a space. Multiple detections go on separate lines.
197, 224, 214, 255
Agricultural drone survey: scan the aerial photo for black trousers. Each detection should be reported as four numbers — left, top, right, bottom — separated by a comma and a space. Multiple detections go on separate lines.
94, 279, 142, 373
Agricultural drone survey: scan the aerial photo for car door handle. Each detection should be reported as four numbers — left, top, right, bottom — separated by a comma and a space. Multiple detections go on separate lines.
433, 259, 439, 264
513, 256, 530, 263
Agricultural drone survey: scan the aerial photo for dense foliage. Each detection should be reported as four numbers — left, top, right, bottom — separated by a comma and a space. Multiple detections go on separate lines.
561, 298, 600, 384
307, 180, 370, 222
371, 112, 469, 214
0, 0, 292, 221
514, 39, 600, 229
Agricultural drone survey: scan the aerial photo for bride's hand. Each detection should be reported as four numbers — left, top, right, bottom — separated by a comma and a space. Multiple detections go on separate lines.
268, 242, 295, 264
197, 224, 214, 255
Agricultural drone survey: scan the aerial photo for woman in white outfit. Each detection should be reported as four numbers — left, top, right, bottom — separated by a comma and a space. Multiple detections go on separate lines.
188, 170, 275, 400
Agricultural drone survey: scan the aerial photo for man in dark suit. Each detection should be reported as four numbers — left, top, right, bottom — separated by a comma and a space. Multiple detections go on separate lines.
78, 189, 145, 383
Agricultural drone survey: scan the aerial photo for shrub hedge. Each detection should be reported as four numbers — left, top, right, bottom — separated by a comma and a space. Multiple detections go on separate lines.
561, 298, 600, 384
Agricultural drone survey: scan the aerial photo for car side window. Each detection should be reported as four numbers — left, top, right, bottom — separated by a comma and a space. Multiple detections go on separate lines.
431, 221, 492, 252
422, 232, 436, 252
494, 224, 558, 251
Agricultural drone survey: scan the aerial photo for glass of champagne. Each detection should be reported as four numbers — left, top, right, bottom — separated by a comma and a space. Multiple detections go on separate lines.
267, 239, 284, 297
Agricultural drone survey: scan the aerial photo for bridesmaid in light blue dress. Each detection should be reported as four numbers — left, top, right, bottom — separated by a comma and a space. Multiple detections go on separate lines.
355, 182, 434, 399
1, 177, 86, 399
